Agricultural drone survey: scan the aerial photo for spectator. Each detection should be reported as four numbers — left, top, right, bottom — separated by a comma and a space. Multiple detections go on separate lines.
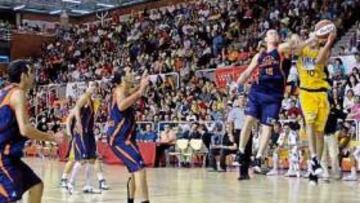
321, 97, 347, 180
137, 124, 157, 142
343, 89, 356, 112
347, 96, 360, 120
287, 100, 301, 118
189, 122, 202, 139
329, 58, 346, 79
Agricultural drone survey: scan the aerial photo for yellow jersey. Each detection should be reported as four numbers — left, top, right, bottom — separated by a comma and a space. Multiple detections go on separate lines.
296, 46, 330, 91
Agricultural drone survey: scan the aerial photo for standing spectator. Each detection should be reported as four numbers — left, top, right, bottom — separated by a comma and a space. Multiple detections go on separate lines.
321, 97, 346, 181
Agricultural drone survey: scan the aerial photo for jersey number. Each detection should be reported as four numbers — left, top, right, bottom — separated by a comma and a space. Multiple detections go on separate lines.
265, 68, 273, 76
306, 70, 315, 77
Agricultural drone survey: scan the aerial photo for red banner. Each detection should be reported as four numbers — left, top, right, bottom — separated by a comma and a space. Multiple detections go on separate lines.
214, 66, 247, 88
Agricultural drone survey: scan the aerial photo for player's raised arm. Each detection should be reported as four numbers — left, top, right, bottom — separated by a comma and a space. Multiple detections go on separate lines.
236, 53, 260, 85
117, 76, 149, 111
279, 34, 317, 56
315, 31, 336, 65
10, 89, 60, 143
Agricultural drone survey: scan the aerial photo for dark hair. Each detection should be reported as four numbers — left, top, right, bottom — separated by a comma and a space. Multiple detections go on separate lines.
111, 70, 125, 85
347, 74, 358, 88
8, 59, 30, 83
335, 58, 343, 65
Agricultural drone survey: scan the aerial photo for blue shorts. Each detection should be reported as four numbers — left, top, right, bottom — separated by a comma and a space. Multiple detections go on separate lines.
109, 135, 145, 173
0, 156, 42, 202
245, 91, 282, 126
73, 133, 97, 161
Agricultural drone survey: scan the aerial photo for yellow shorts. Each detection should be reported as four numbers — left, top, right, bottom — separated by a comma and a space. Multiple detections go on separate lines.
299, 90, 329, 133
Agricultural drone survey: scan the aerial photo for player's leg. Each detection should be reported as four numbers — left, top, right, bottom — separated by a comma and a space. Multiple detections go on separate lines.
83, 159, 96, 193
133, 169, 149, 203
60, 160, 74, 188
27, 183, 44, 203
253, 101, 281, 173
238, 133, 253, 180
67, 135, 86, 194
314, 94, 330, 176
299, 91, 323, 180
94, 159, 110, 190
111, 141, 149, 202
253, 124, 272, 173
127, 174, 135, 203
327, 135, 341, 179
321, 136, 330, 180
238, 93, 259, 157
16, 159, 43, 203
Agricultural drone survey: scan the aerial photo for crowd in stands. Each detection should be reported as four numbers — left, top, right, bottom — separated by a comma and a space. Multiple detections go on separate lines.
1, 0, 357, 173
24, 0, 358, 126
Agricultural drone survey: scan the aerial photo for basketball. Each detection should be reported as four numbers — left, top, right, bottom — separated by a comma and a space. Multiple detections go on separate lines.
314, 19, 336, 39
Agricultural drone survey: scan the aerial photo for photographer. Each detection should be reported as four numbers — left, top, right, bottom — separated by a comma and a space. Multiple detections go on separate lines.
321, 97, 346, 181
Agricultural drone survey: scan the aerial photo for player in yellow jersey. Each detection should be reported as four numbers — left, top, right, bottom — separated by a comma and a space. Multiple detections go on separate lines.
287, 26, 336, 184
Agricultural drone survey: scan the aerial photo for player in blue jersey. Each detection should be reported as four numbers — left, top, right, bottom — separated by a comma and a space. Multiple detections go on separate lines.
235, 29, 292, 179
107, 67, 150, 203
0, 60, 63, 203
66, 81, 104, 194
60, 108, 109, 191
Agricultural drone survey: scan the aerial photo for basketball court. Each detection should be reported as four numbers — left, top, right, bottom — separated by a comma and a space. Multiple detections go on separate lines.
24, 158, 360, 203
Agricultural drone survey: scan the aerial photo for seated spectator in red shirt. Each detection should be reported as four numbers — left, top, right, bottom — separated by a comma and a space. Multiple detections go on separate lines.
287, 100, 301, 118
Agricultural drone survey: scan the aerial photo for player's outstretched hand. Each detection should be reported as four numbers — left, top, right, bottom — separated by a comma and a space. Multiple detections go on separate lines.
140, 76, 150, 92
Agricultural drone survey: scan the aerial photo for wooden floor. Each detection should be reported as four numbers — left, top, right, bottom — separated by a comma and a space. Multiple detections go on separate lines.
22, 158, 360, 203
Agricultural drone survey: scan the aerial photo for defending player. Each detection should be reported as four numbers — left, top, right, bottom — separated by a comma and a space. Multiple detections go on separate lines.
0, 60, 63, 203
235, 29, 292, 178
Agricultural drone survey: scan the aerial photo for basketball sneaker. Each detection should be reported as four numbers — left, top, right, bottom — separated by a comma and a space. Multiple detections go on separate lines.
266, 169, 279, 176
342, 174, 358, 181
60, 178, 67, 189
235, 151, 246, 165
310, 157, 323, 176
253, 158, 262, 174
66, 183, 75, 195
99, 179, 110, 190
309, 173, 318, 185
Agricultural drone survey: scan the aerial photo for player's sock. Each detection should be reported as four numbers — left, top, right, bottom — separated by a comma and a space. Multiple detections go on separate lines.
127, 199, 134, 203
62, 173, 68, 179
97, 172, 105, 181
85, 163, 94, 187
69, 162, 81, 185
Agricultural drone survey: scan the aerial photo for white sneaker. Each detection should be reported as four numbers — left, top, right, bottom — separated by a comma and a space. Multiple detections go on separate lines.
67, 183, 75, 195
266, 169, 279, 176
284, 170, 296, 177
342, 175, 358, 181
99, 180, 110, 190
60, 179, 67, 189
